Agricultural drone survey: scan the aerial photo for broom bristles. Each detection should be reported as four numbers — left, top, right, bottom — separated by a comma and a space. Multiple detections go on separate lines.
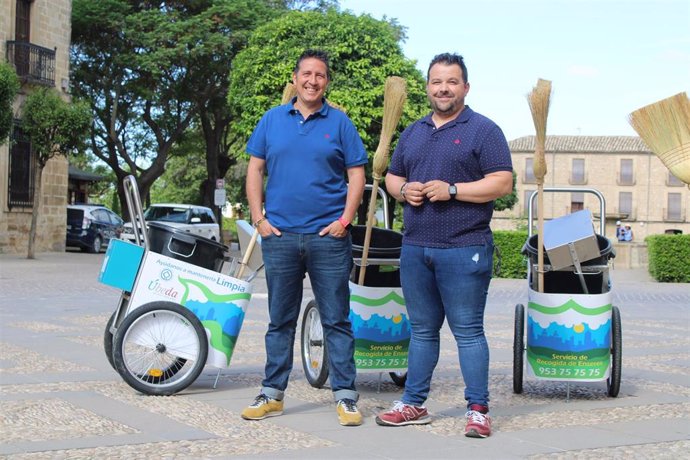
629, 92, 690, 151
372, 76, 407, 179
527, 79, 552, 147
629, 92, 690, 184
281, 83, 297, 104
527, 79, 552, 182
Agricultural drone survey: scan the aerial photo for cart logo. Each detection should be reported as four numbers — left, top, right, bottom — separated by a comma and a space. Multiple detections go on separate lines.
527, 296, 612, 380
160, 269, 173, 281
147, 278, 180, 300
349, 285, 410, 370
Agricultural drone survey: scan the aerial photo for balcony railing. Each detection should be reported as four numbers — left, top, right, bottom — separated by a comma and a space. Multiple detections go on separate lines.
6, 41, 55, 87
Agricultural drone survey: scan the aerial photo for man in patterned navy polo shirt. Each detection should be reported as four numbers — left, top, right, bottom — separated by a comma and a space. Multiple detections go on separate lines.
243, 49, 368, 426
375, 53, 513, 438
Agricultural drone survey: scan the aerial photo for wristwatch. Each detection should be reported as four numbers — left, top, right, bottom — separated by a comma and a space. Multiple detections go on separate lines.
448, 184, 457, 199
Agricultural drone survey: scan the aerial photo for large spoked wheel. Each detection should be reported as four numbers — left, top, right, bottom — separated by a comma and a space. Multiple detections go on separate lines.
104, 311, 116, 370
301, 300, 329, 388
389, 372, 407, 387
113, 301, 208, 396
607, 306, 622, 397
513, 303, 525, 394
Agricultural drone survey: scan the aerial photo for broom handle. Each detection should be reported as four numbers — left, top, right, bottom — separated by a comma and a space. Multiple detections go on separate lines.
237, 229, 259, 279
537, 184, 545, 293
357, 180, 381, 285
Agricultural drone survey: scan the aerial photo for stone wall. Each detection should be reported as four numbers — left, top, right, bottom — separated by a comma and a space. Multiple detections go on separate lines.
0, 0, 73, 254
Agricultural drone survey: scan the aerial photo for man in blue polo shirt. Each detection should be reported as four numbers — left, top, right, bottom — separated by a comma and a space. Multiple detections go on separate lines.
243, 49, 368, 426
375, 53, 513, 438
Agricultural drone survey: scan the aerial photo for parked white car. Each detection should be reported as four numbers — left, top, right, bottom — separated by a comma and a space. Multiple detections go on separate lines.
121, 203, 220, 242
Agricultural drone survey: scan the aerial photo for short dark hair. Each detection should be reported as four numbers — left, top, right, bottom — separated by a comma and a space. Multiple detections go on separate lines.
427, 53, 468, 83
294, 49, 331, 81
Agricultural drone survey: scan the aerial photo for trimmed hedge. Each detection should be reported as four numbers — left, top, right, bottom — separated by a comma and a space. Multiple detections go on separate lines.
646, 234, 690, 283
493, 230, 529, 279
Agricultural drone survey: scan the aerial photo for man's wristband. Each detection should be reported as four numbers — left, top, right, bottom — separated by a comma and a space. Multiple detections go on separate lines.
253, 217, 266, 228
337, 216, 352, 230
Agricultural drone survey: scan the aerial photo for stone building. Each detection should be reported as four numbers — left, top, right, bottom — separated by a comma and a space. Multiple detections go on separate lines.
493, 135, 689, 266
0, 0, 73, 254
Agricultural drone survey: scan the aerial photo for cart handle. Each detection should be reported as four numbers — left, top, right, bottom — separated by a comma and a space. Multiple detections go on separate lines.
166, 234, 197, 259
527, 187, 607, 237
123, 175, 149, 248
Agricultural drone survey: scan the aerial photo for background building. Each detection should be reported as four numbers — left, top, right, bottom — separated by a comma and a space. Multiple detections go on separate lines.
493, 135, 688, 269
0, 0, 73, 254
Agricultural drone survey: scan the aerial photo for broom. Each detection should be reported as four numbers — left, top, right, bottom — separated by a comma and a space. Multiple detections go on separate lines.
628, 92, 690, 185
357, 76, 407, 285
237, 82, 298, 279
527, 79, 553, 293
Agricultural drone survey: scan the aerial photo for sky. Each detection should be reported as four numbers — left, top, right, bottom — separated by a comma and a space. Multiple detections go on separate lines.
338, 0, 690, 141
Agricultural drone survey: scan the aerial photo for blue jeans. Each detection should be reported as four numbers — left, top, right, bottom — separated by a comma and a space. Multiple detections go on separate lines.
260, 232, 358, 402
399, 243, 493, 409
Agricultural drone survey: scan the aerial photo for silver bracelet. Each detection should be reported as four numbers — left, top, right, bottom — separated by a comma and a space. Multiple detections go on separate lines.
400, 182, 408, 200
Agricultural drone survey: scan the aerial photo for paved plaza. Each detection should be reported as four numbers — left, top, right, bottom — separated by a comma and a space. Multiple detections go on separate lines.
1, 250, 689, 459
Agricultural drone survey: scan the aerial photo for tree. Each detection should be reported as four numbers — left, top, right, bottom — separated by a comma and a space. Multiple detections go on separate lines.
494, 170, 518, 211
22, 88, 91, 259
228, 9, 428, 156
71, 0, 198, 220
0, 62, 20, 144
227, 9, 429, 219
71, 1, 329, 222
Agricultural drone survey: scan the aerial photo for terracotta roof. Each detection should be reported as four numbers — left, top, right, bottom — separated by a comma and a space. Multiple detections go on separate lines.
508, 135, 651, 153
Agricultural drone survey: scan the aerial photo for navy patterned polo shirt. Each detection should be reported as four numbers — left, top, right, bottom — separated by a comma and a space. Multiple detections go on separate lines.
388, 106, 513, 248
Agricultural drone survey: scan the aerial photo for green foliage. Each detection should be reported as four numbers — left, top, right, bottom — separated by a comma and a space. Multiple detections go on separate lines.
493, 230, 528, 279
227, 9, 428, 159
22, 88, 91, 167
0, 62, 20, 144
494, 170, 518, 211
646, 234, 690, 282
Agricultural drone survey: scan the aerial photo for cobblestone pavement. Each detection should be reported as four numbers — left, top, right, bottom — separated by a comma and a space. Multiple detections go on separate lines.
1, 251, 688, 459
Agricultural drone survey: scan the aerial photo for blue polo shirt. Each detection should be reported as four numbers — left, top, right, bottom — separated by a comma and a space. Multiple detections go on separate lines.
388, 106, 513, 248
247, 98, 368, 233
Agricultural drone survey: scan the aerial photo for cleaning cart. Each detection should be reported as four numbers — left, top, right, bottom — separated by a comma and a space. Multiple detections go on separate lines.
100, 176, 259, 396
300, 186, 410, 389
513, 187, 621, 398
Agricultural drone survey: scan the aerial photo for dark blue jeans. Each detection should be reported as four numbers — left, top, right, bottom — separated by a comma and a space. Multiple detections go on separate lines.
399, 243, 493, 409
260, 232, 358, 402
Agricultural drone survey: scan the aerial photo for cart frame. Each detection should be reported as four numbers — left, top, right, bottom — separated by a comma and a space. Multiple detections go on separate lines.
514, 187, 621, 398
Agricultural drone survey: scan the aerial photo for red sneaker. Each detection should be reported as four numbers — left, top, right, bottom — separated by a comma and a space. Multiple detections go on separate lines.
375, 401, 431, 426
465, 404, 492, 438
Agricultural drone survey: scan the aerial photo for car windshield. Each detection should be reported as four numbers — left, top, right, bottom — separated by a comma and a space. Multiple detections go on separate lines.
144, 206, 190, 223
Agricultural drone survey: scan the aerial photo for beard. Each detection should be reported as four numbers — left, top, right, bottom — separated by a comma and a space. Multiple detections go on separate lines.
429, 92, 463, 116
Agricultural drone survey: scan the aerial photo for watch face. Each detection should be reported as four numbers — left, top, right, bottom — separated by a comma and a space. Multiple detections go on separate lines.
449, 185, 457, 196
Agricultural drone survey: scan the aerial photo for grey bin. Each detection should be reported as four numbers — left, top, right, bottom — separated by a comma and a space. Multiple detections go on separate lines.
542, 210, 600, 270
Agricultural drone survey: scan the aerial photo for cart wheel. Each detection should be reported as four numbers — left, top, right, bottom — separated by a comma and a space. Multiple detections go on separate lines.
113, 301, 208, 396
389, 372, 407, 387
513, 303, 525, 394
104, 311, 116, 370
300, 300, 329, 388
607, 305, 622, 397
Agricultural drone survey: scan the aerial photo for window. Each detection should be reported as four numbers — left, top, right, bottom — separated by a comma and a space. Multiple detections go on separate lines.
8, 121, 35, 209
571, 159, 586, 184
200, 209, 216, 224
668, 172, 684, 186
571, 192, 584, 212
667, 193, 682, 221
619, 159, 634, 185
14, 0, 32, 76
524, 158, 536, 183
618, 191, 632, 216
523, 189, 536, 217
